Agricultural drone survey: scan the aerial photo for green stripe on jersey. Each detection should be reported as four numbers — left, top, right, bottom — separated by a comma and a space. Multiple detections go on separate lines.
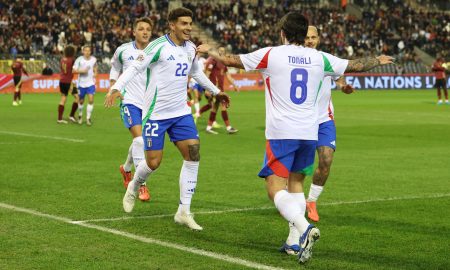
150, 46, 165, 64
119, 50, 124, 65
314, 80, 323, 105
322, 54, 334, 73
145, 68, 150, 92
143, 37, 166, 55
142, 87, 158, 129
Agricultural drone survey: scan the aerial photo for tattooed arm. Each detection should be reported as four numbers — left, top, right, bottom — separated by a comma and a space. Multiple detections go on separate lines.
346, 55, 394, 73
197, 44, 245, 69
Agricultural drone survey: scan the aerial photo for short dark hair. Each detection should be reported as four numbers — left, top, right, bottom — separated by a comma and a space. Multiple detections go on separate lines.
278, 11, 309, 44
167, 7, 193, 22
134, 17, 153, 29
64, 45, 75, 57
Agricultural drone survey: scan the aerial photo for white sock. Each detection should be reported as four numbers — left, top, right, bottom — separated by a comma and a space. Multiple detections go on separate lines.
78, 104, 84, 117
307, 184, 324, 202
86, 104, 94, 119
123, 143, 133, 172
285, 192, 306, 245
132, 136, 145, 169
274, 190, 310, 235
194, 102, 200, 114
128, 160, 153, 194
206, 125, 212, 130
177, 160, 199, 214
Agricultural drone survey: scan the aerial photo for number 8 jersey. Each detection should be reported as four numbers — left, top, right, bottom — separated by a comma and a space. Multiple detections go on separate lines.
240, 45, 348, 140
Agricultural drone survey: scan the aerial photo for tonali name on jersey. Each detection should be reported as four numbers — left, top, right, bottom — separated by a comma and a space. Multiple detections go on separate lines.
240, 45, 348, 140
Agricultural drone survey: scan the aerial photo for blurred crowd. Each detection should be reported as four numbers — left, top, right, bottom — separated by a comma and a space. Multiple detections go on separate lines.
0, 0, 448, 64
186, 0, 449, 62
0, 0, 168, 60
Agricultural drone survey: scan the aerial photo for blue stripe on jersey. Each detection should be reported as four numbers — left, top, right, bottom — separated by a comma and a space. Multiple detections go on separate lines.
165, 34, 176, 47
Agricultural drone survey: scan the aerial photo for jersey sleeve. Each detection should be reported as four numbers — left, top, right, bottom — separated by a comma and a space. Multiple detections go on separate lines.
321, 52, 349, 77
73, 57, 80, 69
109, 47, 123, 81
239, 47, 273, 72
189, 54, 221, 95
112, 42, 164, 92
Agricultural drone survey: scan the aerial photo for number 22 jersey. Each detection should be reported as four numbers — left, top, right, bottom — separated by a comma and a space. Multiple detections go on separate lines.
240, 45, 348, 140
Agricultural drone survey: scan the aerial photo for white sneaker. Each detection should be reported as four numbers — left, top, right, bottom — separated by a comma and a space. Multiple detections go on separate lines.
174, 212, 203, 231
122, 187, 137, 213
86, 118, 92, 126
12, 101, 18, 106
78, 117, 83, 124
446, 100, 449, 104
212, 121, 221, 128
437, 100, 443, 105
57, 119, 68, 124
18, 100, 22, 105
206, 128, 218, 135
69, 116, 77, 123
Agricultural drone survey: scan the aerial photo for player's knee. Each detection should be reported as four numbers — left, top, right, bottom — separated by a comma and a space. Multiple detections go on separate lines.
188, 144, 200, 161
146, 158, 161, 170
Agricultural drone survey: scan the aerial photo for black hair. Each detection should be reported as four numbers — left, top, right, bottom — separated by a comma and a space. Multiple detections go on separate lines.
167, 7, 193, 22
278, 11, 309, 44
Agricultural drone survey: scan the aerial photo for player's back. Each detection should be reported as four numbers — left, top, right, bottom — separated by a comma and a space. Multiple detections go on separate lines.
256, 45, 324, 140
60, 57, 74, 83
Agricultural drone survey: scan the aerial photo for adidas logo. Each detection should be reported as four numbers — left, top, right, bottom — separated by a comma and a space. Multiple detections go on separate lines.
167, 55, 175, 61
330, 140, 336, 146
128, 56, 134, 60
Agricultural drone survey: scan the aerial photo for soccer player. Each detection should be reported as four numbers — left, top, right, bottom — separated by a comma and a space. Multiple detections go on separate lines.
304, 26, 355, 222
106, 7, 230, 231
73, 45, 97, 126
197, 11, 393, 263
204, 47, 239, 134
432, 56, 448, 104
57, 45, 82, 124
11, 56, 28, 106
105, 17, 153, 201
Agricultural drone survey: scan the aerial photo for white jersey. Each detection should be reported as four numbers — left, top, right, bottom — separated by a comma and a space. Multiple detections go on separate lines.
112, 34, 221, 121
73, 56, 96, 88
110, 41, 147, 109
240, 46, 348, 140
317, 75, 338, 124
189, 56, 206, 86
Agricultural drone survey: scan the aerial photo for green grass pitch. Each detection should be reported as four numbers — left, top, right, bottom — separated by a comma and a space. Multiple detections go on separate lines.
0, 90, 449, 270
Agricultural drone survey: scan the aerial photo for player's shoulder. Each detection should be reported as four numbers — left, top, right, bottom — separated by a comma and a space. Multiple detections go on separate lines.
143, 35, 169, 54
185, 40, 196, 51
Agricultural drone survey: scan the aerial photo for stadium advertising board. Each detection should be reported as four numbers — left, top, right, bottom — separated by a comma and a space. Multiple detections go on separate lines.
0, 73, 449, 93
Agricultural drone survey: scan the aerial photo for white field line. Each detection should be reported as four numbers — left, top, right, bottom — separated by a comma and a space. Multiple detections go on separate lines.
74, 193, 450, 224
0, 131, 85, 143
0, 202, 285, 270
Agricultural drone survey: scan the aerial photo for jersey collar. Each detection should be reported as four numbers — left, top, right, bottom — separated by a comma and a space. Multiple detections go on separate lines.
165, 33, 186, 47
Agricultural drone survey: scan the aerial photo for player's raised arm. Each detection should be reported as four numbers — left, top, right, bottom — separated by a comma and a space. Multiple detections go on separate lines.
189, 53, 230, 107
346, 55, 394, 73
197, 44, 244, 69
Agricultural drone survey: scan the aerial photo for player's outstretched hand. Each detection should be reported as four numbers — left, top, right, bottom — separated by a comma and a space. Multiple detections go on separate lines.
377, 55, 395, 65
104, 89, 123, 108
197, 44, 212, 54
341, 84, 355, 94
216, 92, 230, 108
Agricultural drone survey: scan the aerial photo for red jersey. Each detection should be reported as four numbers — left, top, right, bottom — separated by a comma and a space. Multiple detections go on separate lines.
205, 57, 228, 90
11, 61, 28, 77
432, 59, 446, 79
60, 57, 75, 83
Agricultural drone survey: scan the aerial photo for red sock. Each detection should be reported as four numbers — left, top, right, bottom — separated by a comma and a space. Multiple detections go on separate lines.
200, 104, 212, 115
444, 88, 448, 99
208, 111, 217, 126
221, 110, 230, 127
69, 102, 78, 117
18, 90, 21, 100
58, 105, 64, 120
